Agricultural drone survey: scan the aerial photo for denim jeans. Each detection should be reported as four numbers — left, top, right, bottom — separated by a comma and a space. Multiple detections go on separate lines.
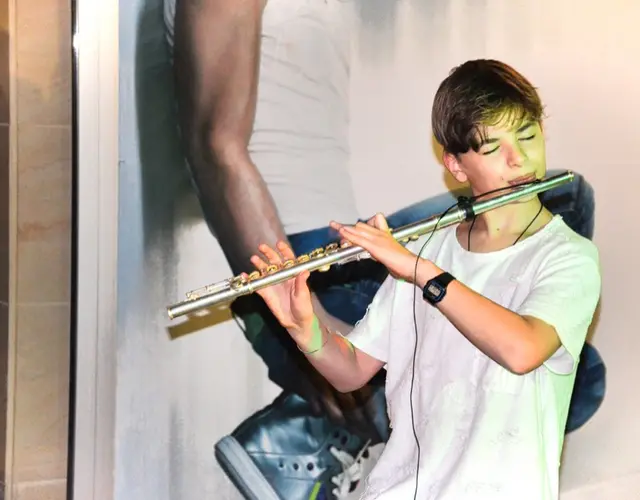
235, 170, 597, 407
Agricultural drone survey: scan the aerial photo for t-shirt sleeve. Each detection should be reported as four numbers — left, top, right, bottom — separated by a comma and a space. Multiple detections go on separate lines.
516, 238, 602, 375
344, 273, 400, 364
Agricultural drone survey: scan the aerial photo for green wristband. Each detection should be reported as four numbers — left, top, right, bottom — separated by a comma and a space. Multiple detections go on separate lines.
297, 316, 330, 355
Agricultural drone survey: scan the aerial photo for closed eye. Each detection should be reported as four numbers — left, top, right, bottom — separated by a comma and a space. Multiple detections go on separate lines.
482, 146, 499, 155
519, 134, 536, 141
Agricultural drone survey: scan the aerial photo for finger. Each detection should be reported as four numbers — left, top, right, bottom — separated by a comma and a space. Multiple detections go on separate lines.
351, 387, 385, 442
295, 376, 326, 417
357, 219, 392, 236
354, 221, 384, 236
293, 271, 311, 297
320, 390, 348, 428
308, 396, 324, 416
249, 254, 270, 272
365, 215, 383, 227
276, 240, 296, 261
338, 225, 368, 245
258, 243, 283, 265
336, 392, 379, 440
373, 212, 390, 232
331, 220, 365, 240
329, 220, 346, 231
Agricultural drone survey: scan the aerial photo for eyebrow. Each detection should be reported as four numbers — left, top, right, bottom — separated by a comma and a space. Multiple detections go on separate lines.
516, 121, 536, 133
480, 121, 536, 146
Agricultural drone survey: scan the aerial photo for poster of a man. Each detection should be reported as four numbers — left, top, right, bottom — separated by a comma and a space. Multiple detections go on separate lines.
160, 0, 606, 498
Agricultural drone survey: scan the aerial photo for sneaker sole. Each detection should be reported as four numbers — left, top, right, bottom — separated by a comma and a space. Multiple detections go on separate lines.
214, 436, 282, 500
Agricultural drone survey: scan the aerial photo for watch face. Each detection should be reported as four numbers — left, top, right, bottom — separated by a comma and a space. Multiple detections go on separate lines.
424, 273, 453, 304
427, 283, 442, 297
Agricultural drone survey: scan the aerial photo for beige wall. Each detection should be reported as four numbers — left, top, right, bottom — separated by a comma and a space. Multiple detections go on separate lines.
1, 0, 72, 499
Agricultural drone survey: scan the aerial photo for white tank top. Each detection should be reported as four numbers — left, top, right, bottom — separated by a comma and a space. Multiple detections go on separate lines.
164, 0, 360, 235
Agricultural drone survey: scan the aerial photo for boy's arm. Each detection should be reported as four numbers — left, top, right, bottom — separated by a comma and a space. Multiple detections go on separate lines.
294, 316, 386, 393
415, 246, 601, 375
291, 272, 398, 393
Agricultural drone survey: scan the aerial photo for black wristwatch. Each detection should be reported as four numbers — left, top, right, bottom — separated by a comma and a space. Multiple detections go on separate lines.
422, 272, 456, 305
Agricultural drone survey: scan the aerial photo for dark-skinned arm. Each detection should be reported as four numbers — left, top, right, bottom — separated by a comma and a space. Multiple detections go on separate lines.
172, 0, 287, 274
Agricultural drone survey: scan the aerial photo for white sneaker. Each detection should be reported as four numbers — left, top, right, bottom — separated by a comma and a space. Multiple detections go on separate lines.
328, 441, 385, 499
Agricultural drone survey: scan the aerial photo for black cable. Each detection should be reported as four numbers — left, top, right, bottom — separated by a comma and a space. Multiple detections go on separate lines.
468, 193, 544, 250
409, 203, 456, 500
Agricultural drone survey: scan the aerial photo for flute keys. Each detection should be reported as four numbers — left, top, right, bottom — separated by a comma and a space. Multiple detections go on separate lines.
325, 243, 339, 254
320, 243, 339, 269
297, 254, 310, 263
230, 275, 248, 289
282, 259, 295, 269
310, 246, 331, 271
186, 281, 230, 299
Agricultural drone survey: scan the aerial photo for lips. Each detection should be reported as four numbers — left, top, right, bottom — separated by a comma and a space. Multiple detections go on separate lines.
508, 174, 537, 186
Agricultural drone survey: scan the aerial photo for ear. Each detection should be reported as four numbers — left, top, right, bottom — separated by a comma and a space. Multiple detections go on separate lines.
442, 152, 468, 183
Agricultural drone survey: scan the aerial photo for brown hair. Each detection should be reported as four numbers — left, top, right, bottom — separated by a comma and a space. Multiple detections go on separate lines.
432, 59, 545, 155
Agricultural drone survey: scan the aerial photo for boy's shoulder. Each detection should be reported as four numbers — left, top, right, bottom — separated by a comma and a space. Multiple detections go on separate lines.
540, 216, 600, 265
523, 217, 601, 296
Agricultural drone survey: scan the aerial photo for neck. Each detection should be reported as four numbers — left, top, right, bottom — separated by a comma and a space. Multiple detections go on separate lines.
468, 196, 552, 240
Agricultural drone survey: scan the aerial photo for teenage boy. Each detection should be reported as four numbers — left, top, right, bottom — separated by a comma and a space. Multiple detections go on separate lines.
249, 59, 602, 499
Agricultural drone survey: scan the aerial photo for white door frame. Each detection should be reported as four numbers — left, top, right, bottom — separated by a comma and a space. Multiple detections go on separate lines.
70, 0, 119, 498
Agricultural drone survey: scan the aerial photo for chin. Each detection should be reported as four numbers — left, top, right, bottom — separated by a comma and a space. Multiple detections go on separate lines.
516, 196, 538, 203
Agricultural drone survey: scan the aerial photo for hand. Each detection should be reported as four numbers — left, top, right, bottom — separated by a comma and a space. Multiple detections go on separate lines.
247, 241, 314, 335
330, 213, 419, 283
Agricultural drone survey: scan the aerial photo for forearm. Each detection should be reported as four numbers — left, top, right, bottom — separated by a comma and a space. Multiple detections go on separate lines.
191, 156, 289, 273
293, 317, 371, 393
416, 260, 545, 374
173, 0, 287, 273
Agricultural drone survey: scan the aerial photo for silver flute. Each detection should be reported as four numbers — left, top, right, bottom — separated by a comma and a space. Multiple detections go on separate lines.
166, 170, 573, 319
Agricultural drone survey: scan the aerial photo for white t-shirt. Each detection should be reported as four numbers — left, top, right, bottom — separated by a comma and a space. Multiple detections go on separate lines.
347, 215, 602, 500
163, 0, 360, 234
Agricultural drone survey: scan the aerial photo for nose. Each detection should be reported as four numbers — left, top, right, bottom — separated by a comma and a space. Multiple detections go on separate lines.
506, 141, 526, 167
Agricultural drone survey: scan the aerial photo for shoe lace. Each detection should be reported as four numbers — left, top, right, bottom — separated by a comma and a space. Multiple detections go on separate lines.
329, 439, 372, 499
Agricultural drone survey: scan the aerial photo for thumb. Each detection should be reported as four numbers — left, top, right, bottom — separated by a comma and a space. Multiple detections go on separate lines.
293, 270, 311, 296
374, 212, 389, 232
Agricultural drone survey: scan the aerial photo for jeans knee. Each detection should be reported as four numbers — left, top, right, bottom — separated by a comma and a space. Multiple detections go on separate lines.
543, 170, 595, 239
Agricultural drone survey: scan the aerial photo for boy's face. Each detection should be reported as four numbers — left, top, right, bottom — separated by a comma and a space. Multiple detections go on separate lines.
443, 118, 546, 196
